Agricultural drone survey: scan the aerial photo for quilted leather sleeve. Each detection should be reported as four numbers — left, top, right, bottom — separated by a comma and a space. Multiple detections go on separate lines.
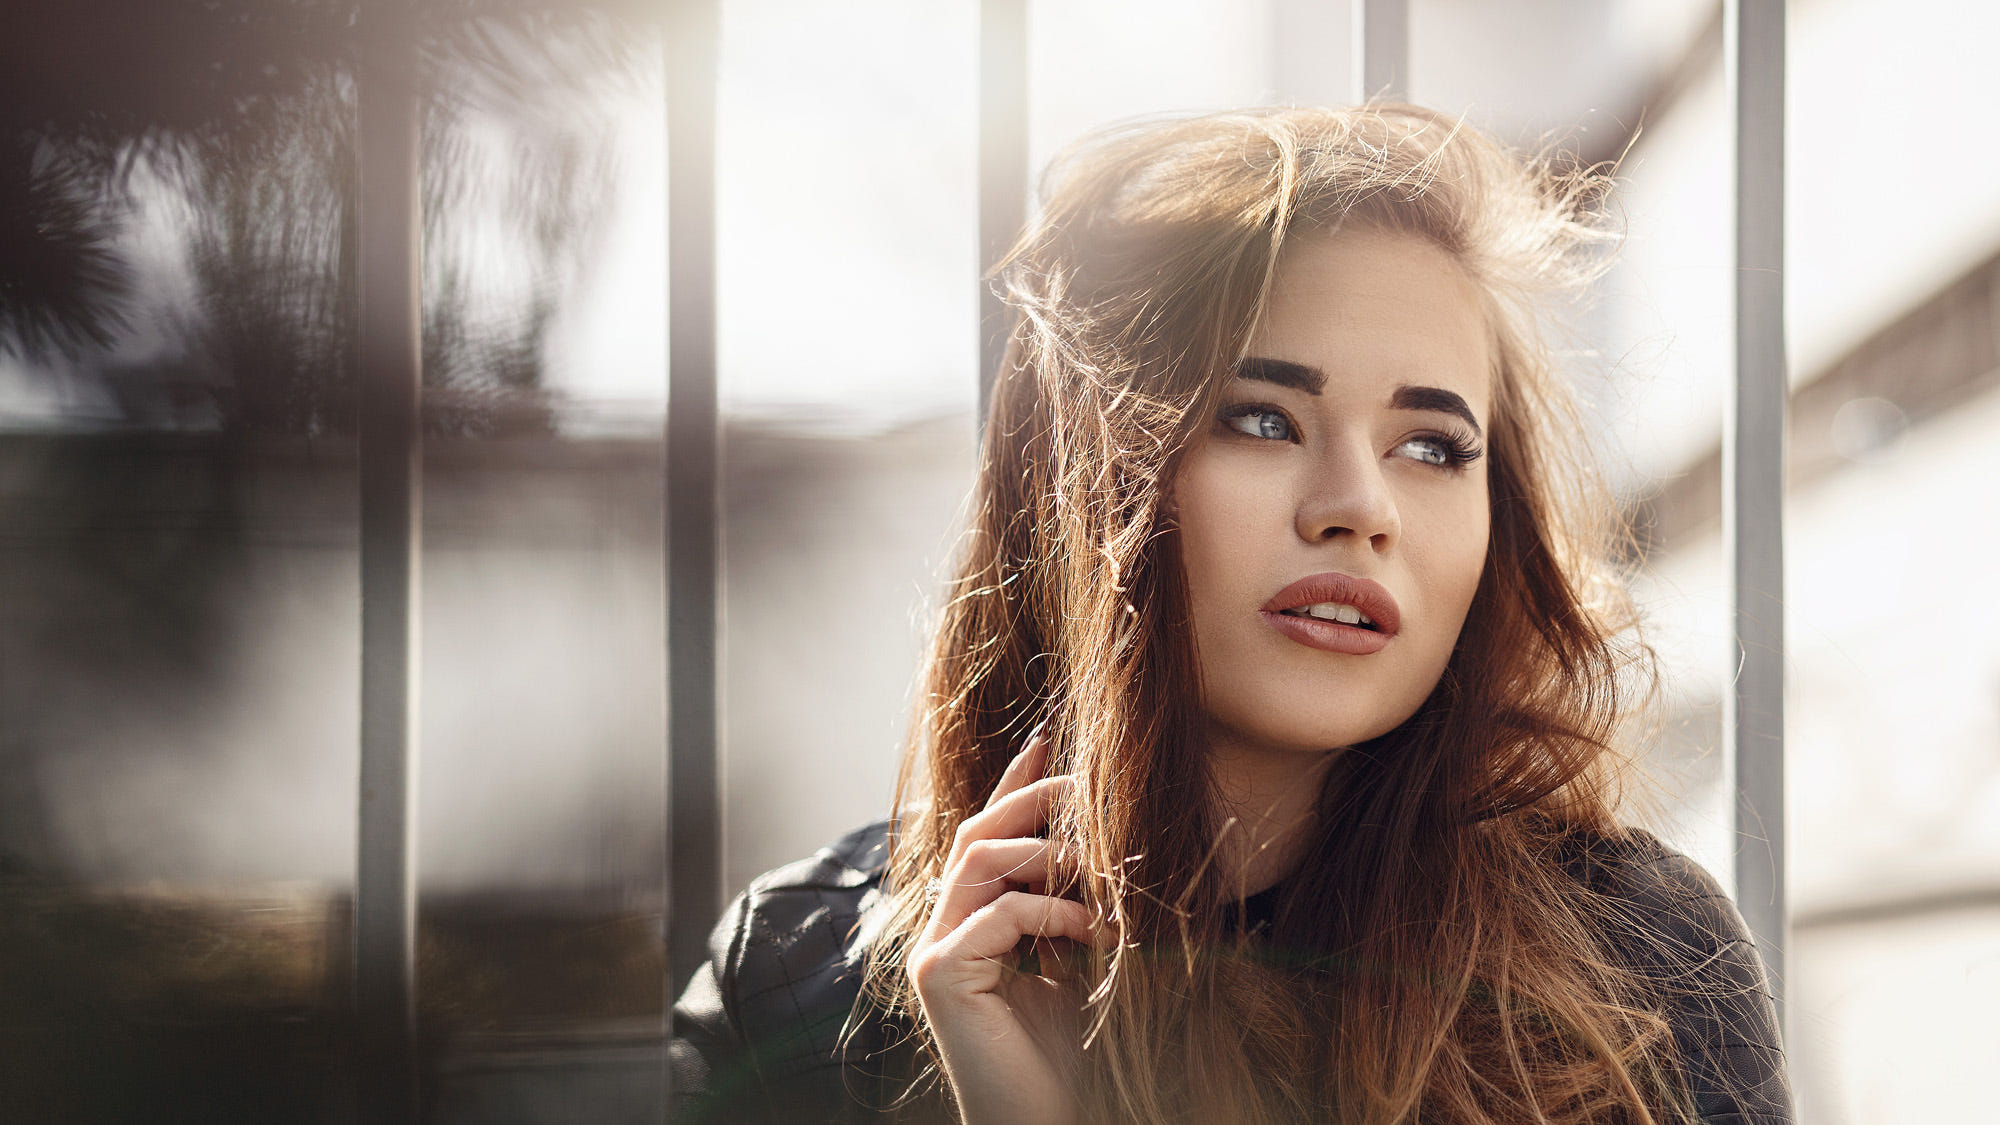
670, 822, 898, 1124
670, 890, 760, 1121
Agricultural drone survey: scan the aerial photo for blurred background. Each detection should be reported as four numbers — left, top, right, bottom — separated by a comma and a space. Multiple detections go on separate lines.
2, 0, 1994, 1121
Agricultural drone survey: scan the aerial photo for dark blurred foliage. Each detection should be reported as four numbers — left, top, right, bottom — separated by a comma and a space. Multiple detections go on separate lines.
0, 142, 132, 359
419, 15, 635, 438
0, 0, 654, 436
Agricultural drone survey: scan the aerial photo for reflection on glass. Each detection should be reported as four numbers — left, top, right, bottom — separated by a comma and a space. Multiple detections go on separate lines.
1, 2, 666, 1117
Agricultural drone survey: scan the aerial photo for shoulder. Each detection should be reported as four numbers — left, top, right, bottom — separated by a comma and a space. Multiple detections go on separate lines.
741, 818, 892, 913
727, 818, 894, 1050
1562, 826, 1795, 1124
1564, 828, 1751, 964
672, 821, 901, 1123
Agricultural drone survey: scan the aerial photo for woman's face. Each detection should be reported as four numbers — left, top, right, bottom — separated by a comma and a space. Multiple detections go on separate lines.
1172, 226, 1494, 758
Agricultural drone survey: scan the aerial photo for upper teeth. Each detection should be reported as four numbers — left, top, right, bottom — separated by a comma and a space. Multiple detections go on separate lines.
1294, 602, 1374, 627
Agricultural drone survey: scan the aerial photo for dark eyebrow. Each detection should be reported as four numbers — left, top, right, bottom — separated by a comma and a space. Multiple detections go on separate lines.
1233, 357, 1325, 395
1234, 359, 1484, 437
1391, 384, 1483, 437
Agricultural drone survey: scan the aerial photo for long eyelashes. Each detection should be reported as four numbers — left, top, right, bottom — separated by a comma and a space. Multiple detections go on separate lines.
1219, 403, 1296, 442
1400, 428, 1485, 470
1216, 402, 1486, 472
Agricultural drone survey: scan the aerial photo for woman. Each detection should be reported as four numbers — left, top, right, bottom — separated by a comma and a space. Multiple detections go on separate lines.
670, 104, 1791, 1124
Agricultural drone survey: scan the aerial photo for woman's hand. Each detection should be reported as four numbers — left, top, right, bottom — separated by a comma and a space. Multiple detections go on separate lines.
908, 732, 1108, 1125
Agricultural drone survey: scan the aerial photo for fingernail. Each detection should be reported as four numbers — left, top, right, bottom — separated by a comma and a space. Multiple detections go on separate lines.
1020, 717, 1049, 752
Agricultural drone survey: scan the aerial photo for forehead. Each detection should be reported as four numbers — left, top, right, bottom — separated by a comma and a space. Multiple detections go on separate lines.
1244, 227, 1494, 417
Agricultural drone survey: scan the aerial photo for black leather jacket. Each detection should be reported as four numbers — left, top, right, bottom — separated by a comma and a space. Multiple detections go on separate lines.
668, 821, 1793, 1124
670, 822, 906, 1123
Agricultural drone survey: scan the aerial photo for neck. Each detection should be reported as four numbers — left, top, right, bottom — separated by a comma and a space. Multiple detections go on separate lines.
1204, 728, 1338, 899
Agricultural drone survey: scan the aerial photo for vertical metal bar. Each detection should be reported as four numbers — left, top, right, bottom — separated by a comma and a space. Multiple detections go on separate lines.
354, 8, 422, 1122
978, 0, 1029, 427
665, 0, 722, 1009
1725, 0, 1789, 1039
1352, 0, 1409, 102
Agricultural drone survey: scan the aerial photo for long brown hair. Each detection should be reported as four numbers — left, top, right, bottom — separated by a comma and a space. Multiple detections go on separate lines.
859, 104, 1687, 1125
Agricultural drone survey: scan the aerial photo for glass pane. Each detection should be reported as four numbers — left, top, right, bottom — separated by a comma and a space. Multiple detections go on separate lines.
0, 3, 669, 1118
1, 3, 364, 1117
1603, 0, 2000, 1117
1781, 1, 2000, 1117
413, 7, 667, 1118
714, 0, 979, 896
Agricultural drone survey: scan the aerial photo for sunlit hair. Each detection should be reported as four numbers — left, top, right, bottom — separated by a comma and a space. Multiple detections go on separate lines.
858, 104, 1688, 1124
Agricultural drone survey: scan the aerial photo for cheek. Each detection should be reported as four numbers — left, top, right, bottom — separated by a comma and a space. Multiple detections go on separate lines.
1437, 498, 1491, 626
1452, 498, 1491, 586
1405, 485, 1491, 630
1174, 506, 1230, 626
1171, 453, 1251, 584
1169, 450, 1298, 622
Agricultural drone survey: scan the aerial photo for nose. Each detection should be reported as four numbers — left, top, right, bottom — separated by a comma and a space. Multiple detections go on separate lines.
1295, 439, 1400, 552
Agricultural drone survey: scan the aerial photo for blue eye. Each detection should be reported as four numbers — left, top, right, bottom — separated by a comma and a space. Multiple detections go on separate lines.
1223, 407, 1294, 441
1396, 437, 1452, 466
1395, 432, 1484, 470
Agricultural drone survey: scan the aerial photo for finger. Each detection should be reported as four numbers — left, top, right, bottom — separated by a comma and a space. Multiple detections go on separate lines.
949, 774, 1071, 867
981, 723, 1051, 811
912, 891, 1108, 1000
924, 838, 1055, 940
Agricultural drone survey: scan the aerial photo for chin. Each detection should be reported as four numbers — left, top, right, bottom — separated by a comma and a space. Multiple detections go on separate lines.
1209, 703, 1415, 757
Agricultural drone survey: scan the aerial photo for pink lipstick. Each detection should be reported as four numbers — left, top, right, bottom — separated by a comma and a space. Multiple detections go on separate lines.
1259, 572, 1401, 655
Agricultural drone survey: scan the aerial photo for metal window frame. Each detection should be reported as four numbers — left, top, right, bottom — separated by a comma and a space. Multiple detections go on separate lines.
1725, 0, 1790, 1041
354, 10, 422, 1122
979, 0, 1029, 428
664, 0, 723, 1008
1353, 0, 1409, 102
